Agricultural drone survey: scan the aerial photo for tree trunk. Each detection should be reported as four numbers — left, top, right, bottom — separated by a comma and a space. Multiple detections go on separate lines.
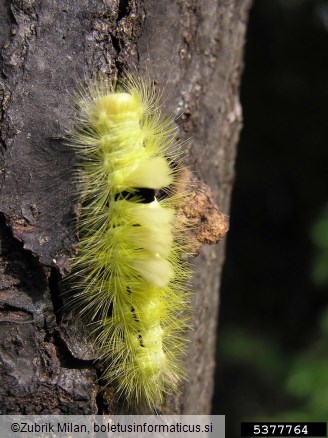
0, 0, 251, 414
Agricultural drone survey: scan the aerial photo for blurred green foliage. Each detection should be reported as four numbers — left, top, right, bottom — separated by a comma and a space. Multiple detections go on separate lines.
268, 211, 328, 420
270, 307, 328, 420
220, 329, 285, 378
312, 207, 328, 285
217, 308, 328, 425
213, 0, 328, 436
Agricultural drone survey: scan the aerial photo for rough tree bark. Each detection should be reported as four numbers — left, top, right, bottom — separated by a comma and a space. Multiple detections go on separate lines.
0, 0, 251, 414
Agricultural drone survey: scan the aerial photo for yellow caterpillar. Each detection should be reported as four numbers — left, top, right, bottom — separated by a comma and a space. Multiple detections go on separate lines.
68, 75, 190, 410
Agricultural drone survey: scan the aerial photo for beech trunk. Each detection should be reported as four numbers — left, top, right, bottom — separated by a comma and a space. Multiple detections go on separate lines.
0, 0, 251, 414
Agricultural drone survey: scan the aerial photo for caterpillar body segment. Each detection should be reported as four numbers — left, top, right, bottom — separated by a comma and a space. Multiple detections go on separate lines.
69, 76, 190, 410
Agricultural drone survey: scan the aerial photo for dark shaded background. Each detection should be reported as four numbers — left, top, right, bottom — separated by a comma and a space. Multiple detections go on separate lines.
213, 0, 328, 436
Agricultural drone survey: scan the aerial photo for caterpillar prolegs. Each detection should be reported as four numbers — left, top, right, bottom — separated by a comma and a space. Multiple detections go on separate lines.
69, 76, 191, 410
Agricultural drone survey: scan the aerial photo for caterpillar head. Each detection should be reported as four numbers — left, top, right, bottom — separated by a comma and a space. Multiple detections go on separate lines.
92, 91, 143, 128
